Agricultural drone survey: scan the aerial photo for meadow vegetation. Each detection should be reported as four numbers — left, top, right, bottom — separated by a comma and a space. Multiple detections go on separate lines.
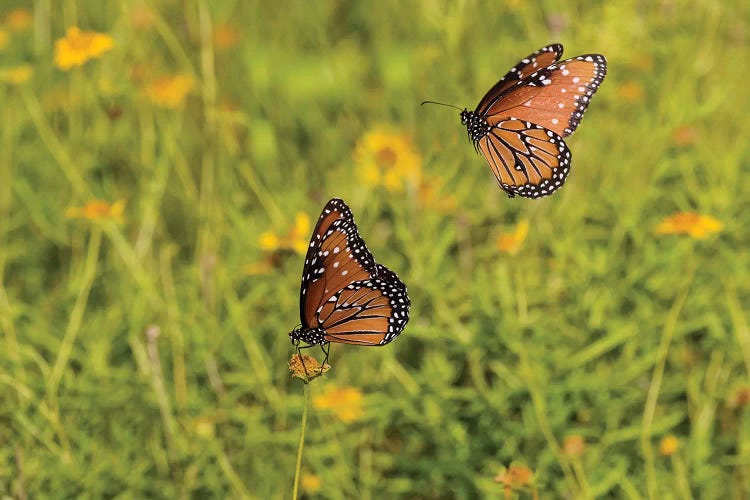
1, 1, 750, 498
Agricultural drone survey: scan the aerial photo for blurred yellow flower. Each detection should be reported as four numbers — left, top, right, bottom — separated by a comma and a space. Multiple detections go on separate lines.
145, 75, 194, 108
671, 125, 699, 146
259, 212, 310, 255
5, 8, 33, 31
0, 29, 9, 50
496, 220, 529, 255
727, 386, 750, 409
54, 27, 114, 70
312, 386, 364, 423
65, 200, 125, 223
355, 128, 421, 191
617, 81, 644, 102
562, 434, 586, 457
0, 64, 32, 84
494, 464, 534, 499
659, 435, 679, 456
301, 473, 321, 493
192, 417, 215, 439
214, 23, 241, 49
655, 212, 722, 239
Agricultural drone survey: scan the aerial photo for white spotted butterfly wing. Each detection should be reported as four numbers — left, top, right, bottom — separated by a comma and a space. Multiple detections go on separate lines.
291, 198, 410, 346
461, 44, 607, 199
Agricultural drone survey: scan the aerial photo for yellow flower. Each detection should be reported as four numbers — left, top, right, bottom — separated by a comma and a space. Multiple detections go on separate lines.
54, 27, 114, 70
562, 434, 586, 457
301, 473, 322, 493
214, 23, 241, 50
65, 200, 125, 223
655, 212, 722, 239
0, 64, 32, 84
616, 81, 644, 102
145, 75, 194, 108
312, 386, 364, 423
259, 212, 310, 255
5, 8, 33, 32
355, 128, 421, 192
496, 220, 529, 254
192, 417, 215, 439
494, 464, 534, 499
289, 353, 330, 383
659, 435, 679, 457
0, 29, 9, 50
671, 125, 699, 146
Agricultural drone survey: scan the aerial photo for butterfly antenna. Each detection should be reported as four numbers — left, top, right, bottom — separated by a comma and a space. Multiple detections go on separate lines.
421, 100, 463, 111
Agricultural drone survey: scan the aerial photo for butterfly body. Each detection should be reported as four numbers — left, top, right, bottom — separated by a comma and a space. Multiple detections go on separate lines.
290, 198, 410, 348
460, 44, 607, 199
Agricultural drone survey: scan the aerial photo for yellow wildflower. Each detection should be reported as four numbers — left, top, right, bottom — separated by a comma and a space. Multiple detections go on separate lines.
214, 23, 241, 50
312, 386, 364, 423
616, 81, 644, 102
192, 417, 215, 439
671, 125, 698, 146
727, 386, 750, 409
494, 464, 535, 499
259, 212, 310, 255
65, 200, 125, 223
0, 29, 8, 50
145, 75, 194, 109
355, 128, 421, 192
54, 27, 114, 70
655, 212, 722, 239
496, 220, 529, 255
5, 8, 33, 32
301, 473, 322, 494
659, 435, 679, 457
562, 434, 586, 457
0, 64, 32, 84
289, 353, 329, 383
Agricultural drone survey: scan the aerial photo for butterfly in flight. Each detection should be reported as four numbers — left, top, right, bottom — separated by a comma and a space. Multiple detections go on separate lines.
425, 44, 607, 199
289, 198, 410, 363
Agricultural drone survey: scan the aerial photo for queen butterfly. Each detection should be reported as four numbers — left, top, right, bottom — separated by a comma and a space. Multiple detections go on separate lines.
289, 198, 410, 353
427, 44, 607, 199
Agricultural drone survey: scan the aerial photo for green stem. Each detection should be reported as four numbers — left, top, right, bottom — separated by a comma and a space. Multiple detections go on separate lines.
292, 384, 310, 500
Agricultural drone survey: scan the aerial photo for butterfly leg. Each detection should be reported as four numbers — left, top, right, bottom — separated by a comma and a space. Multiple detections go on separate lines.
320, 343, 330, 368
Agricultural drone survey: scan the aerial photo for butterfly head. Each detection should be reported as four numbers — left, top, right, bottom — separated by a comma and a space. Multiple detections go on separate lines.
289, 326, 328, 346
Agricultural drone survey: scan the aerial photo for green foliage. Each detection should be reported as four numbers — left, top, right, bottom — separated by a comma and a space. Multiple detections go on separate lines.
1, 0, 750, 498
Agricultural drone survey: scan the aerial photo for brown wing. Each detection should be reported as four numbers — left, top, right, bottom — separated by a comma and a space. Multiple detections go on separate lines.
478, 119, 571, 199
319, 264, 410, 346
301, 217, 377, 328
476, 44, 564, 115
484, 54, 607, 137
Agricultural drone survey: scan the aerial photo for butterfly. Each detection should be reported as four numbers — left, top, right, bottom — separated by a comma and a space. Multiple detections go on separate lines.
426, 44, 607, 199
289, 198, 410, 361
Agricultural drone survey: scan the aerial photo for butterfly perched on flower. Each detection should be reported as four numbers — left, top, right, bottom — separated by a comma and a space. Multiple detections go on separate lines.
289, 198, 410, 361
425, 44, 607, 199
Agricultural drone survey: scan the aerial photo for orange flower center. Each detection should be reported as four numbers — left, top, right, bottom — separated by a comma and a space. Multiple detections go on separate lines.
375, 147, 397, 167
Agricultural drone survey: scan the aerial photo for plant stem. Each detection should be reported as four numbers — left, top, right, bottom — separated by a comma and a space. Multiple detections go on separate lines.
292, 383, 310, 500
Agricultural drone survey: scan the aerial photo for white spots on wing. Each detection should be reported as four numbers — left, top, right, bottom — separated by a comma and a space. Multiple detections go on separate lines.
333, 261, 339, 269
333, 246, 340, 253
558, 103, 564, 109
562, 69, 570, 76
551, 118, 559, 125
341, 270, 348, 276
572, 77, 580, 84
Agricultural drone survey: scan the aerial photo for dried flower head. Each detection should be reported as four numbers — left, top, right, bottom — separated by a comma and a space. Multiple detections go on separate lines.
289, 353, 330, 383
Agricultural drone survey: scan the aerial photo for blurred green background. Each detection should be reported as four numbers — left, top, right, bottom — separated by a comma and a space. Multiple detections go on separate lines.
1, 0, 750, 498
